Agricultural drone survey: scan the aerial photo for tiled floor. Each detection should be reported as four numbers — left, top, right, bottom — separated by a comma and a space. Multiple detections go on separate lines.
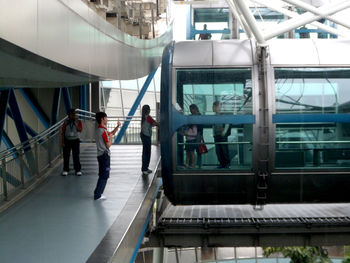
0, 144, 159, 263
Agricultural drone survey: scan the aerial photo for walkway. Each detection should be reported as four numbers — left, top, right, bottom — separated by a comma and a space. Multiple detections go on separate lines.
0, 144, 160, 263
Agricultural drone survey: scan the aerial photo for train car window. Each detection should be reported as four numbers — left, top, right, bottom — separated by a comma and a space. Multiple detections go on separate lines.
274, 68, 350, 169
176, 68, 252, 115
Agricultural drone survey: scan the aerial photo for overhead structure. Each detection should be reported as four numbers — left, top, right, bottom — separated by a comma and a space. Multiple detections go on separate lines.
183, 0, 350, 45
0, 0, 173, 87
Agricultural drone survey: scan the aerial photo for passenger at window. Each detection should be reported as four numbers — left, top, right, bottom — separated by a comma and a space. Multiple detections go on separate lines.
189, 104, 204, 168
199, 24, 212, 40
212, 101, 230, 168
140, 105, 159, 175
184, 124, 197, 168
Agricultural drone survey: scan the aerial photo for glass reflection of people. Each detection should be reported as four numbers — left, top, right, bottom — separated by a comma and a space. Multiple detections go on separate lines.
184, 124, 197, 168
212, 101, 230, 168
199, 24, 212, 40
190, 104, 203, 168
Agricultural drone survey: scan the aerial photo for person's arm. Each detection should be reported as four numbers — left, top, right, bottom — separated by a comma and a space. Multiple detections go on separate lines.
102, 130, 112, 149
148, 116, 159, 127
75, 120, 82, 132
110, 121, 121, 136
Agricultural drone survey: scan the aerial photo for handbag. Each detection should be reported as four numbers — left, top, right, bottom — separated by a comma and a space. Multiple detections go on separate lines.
198, 140, 208, 154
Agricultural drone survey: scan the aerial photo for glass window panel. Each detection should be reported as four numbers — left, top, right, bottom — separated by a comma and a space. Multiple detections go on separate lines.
120, 79, 138, 90
121, 90, 139, 108
275, 123, 350, 169
275, 68, 350, 114
175, 124, 252, 171
176, 68, 252, 115
101, 80, 120, 89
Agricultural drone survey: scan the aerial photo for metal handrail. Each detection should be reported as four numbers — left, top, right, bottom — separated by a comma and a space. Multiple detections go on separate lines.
0, 109, 96, 161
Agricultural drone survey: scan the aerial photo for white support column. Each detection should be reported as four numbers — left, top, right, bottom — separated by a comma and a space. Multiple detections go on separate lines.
263, 0, 350, 40
234, 0, 267, 46
282, 0, 350, 30
226, 0, 252, 39
251, 0, 349, 38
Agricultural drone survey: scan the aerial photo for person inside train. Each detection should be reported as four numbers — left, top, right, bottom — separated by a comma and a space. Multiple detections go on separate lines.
212, 101, 230, 168
184, 124, 197, 168
189, 104, 204, 168
140, 105, 159, 175
199, 24, 212, 40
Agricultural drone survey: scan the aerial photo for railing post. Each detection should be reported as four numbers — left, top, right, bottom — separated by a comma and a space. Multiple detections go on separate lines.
2, 158, 7, 201
19, 149, 25, 188
35, 141, 40, 177
47, 135, 52, 168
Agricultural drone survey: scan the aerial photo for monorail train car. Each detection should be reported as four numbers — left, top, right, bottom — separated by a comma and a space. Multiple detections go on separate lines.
160, 39, 350, 205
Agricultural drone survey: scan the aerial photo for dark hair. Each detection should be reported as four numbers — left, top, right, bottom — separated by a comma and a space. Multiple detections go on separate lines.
96, 112, 107, 124
213, 101, 221, 107
68, 108, 76, 115
141, 105, 151, 125
189, 104, 199, 113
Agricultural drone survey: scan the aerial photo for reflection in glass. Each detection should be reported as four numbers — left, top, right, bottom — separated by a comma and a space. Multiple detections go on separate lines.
176, 125, 252, 171
274, 68, 350, 169
176, 68, 252, 115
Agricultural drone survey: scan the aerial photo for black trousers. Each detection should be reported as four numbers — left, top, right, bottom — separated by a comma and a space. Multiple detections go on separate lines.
140, 133, 151, 172
214, 136, 230, 167
94, 152, 110, 199
63, 139, 81, 172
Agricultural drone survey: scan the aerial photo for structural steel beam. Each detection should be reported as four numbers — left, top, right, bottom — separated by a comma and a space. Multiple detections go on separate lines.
114, 69, 158, 144
251, 0, 347, 38
264, 0, 350, 40
8, 89, 29, 143
282, 0, 350, 30
234, 0, 267, 45
226, 0, 252, 39
19, 89, 50, 129
50, 88, 61, 126
61, 87, 72, 113
0, 89, 10, 147
7, 108, 37, 138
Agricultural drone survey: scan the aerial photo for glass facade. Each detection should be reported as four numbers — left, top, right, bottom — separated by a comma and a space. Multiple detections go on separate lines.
101, 69, 160, 144
274, 68, 350, 169
175, 68, 253, 171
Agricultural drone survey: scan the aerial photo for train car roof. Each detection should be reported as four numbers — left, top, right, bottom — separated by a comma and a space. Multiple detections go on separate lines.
172, 39, 350, 67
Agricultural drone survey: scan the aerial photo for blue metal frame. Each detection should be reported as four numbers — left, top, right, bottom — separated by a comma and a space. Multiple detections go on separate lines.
273, 113, 350, 123
7, 108, 37, 137
19, 89, 50, 129
0, 89, 10, 147
50, 88, 61, 125
62, 87, 72, 113
8, 89, 29, 143
191, 28, 231, 39
80, 85, 87, 111
114, 68, 158, 144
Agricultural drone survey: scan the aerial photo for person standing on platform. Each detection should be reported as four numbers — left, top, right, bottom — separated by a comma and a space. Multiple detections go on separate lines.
61, 109, 83, 176
94, 112, 121, 200
140, 105, 159, 175
199, 24, 212, 40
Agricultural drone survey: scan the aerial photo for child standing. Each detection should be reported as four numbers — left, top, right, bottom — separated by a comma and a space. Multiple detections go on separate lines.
140, 105, 159, 175
94, 112, 121, 200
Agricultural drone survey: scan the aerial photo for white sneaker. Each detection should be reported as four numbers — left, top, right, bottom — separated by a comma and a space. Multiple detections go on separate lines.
95, 195, 107, 200
62, 171, 68, 176
76, 171, 82, 176
142, 171, 148, 175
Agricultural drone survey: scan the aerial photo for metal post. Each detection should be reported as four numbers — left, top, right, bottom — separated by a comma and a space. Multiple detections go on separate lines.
139, 3, 142, 39
2, 158, 7, 201
195, 247, 198, 262
117, 0, 121, 30
175, 248, 180, 263
89, 83, 92, 113
152, 8, 155, 39
35, 141, 40, 177
19, 149, 25, 188
47, 135, 52, 168
152, 248, 165, 263
234, 247, 238, 263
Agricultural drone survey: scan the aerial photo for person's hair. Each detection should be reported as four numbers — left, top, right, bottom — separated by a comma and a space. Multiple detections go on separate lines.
68, 108, 76, 115
189, 104, 199, 114
213, 101, 221, 107
96, 112, 107, 124
141, 105, 151, 124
